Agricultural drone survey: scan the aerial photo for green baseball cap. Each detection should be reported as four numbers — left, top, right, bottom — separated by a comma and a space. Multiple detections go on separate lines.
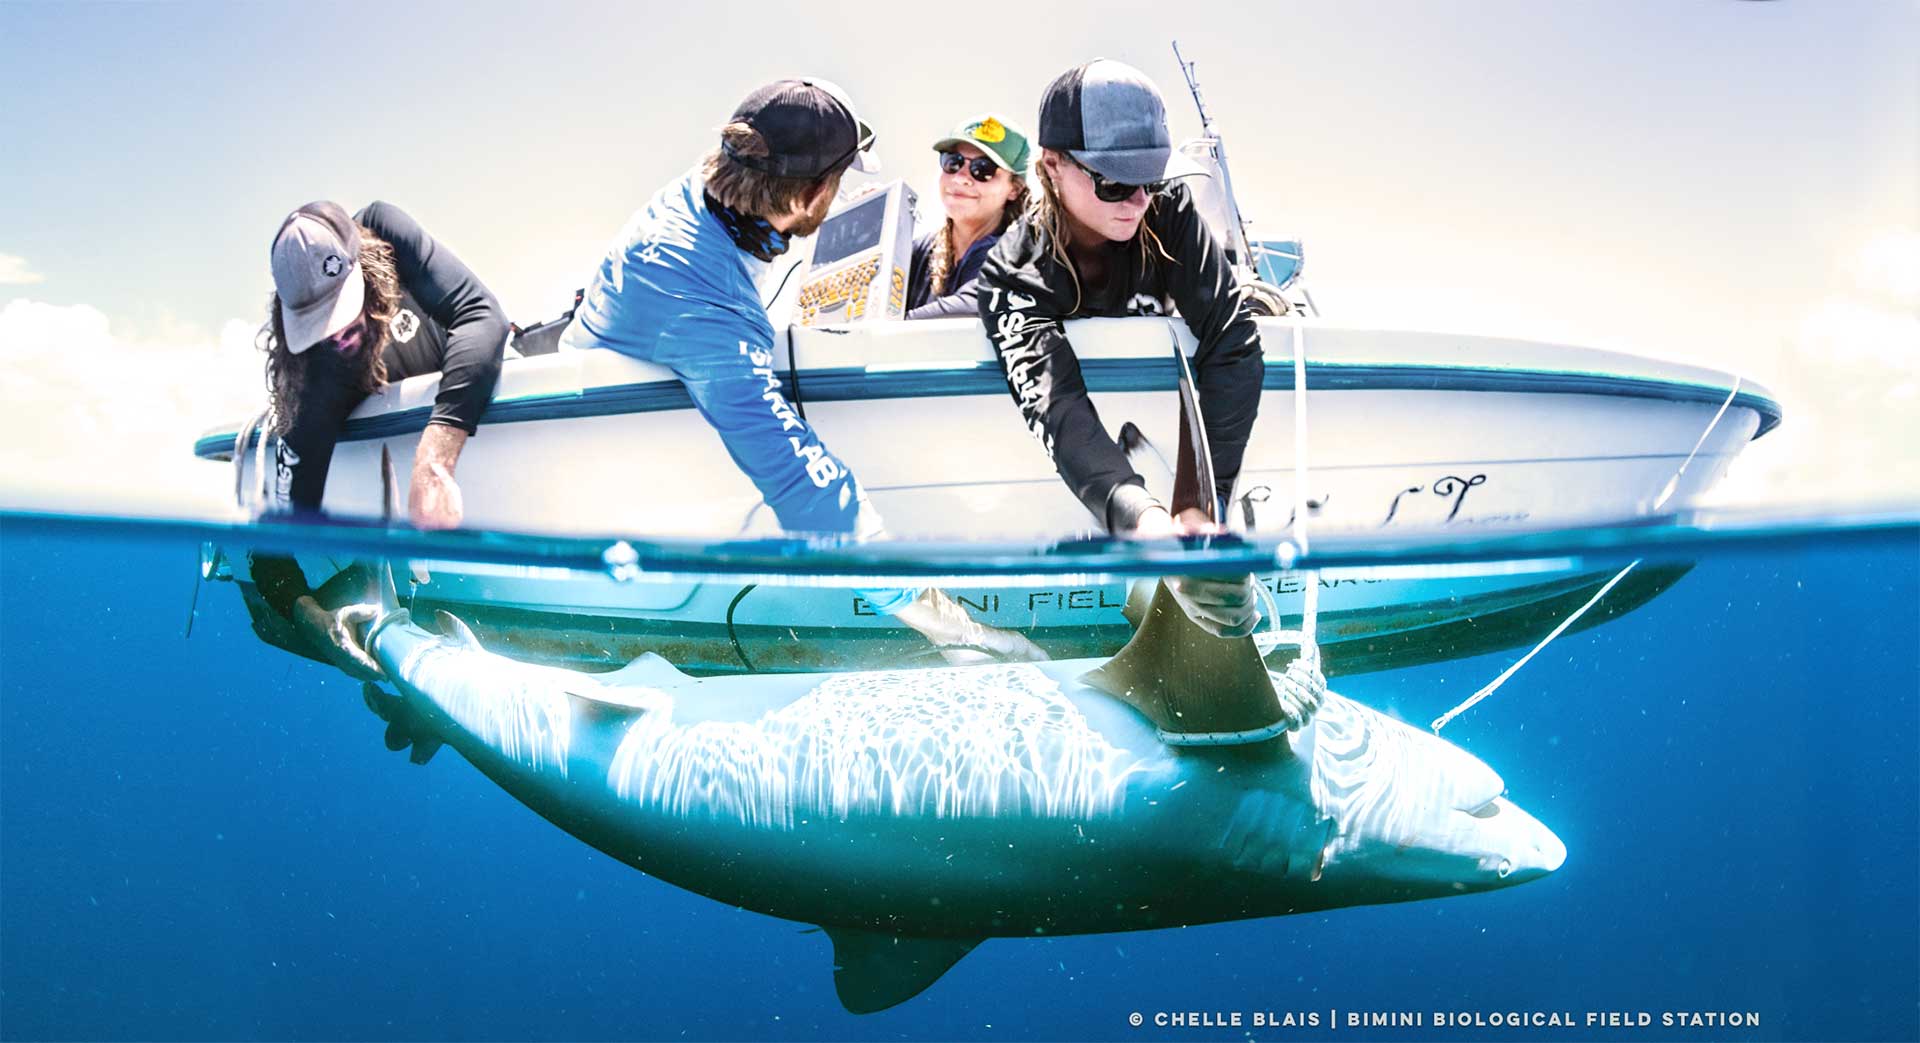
931, 113, 1032, 175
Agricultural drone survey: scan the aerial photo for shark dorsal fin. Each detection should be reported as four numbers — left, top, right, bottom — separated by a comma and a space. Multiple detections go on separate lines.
1082, 580, 1290, 747
822, 926, 982, 1014
560, 655, 686, 721
599, 652, 695, 690
434, 610, 483, 650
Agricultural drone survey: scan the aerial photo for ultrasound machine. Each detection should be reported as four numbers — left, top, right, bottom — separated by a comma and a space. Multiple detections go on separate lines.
794, 181, 918, 326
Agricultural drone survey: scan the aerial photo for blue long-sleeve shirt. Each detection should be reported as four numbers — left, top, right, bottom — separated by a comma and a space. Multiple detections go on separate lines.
562, 170, 916, 613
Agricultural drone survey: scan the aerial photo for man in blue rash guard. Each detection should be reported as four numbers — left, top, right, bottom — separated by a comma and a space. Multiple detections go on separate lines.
563, 78, 1043, 663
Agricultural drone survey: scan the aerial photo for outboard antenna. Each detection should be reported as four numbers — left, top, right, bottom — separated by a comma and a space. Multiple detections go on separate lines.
1171, 41, 1218, 138
1169, 42, 1254, 267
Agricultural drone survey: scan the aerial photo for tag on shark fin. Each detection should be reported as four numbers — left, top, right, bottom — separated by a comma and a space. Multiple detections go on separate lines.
822, 926, 982, 1014
433, 610, 483, 650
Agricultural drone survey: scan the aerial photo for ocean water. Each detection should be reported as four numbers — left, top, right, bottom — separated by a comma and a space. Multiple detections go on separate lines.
1, 511, 1915, 1042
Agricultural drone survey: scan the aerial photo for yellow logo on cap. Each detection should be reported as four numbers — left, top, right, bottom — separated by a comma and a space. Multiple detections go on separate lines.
971, 118, 1007, 144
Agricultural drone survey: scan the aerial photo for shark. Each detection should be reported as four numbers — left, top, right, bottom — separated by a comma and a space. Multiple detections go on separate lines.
358, 570, 1565, 1013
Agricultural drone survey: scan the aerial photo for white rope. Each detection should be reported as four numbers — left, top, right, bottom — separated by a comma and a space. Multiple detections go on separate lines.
1430, 373, 1745, 732
1290, 318, 1320, 668
1431, 559, 1641, 733
1653, 377, 1742, 512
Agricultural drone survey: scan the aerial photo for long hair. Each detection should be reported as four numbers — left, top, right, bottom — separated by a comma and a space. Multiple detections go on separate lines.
259, 227, 401, 435
927, 175, 1031, 296
1031, 150, 1175, 314
701, 123, 844, 218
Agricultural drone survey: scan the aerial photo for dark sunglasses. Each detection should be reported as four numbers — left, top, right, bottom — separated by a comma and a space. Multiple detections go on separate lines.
939, 151, 1003, 183
816, 125, 877, 180
1067, 153, 1165, 203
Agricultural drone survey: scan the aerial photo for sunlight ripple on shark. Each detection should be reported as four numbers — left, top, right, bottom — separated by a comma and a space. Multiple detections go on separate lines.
362, 571, 1564, 1014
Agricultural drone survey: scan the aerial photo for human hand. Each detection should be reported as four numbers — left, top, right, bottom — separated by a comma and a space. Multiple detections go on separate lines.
1129, 506, 1179, 539
937, 623, 1051, 666
293, 596, 383, 680
835, 180, 887, 205
895, 588, 1052, 665
1173, 506, 1222, 534
361, 682, 443, 764
1164, 573, 1260, 639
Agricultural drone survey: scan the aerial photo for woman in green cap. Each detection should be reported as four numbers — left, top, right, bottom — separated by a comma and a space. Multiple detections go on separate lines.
905, 113, 1032, 319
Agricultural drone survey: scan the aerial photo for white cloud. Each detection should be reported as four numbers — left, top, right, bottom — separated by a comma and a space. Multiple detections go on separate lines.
1700, 229, 1920, 510
0, 254, 45, 285
0, 298, 263, 518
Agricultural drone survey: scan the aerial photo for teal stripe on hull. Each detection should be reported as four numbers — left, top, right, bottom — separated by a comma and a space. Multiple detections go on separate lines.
194, 358, 1783, 459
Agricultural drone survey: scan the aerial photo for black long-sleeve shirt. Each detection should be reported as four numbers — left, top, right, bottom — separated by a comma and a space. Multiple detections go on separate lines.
976, 182, 1264, 531
253, 201, 506, 618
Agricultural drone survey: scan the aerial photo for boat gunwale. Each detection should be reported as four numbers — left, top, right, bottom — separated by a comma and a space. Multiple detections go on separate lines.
194, 354, 1784, 460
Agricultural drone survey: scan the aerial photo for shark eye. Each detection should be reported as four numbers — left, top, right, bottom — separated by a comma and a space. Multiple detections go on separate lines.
1496, 858, 1513, 879
1467, 801, 1501, 819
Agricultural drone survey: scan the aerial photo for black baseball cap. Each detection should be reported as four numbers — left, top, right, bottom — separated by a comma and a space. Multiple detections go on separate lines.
724, 77, 878, 179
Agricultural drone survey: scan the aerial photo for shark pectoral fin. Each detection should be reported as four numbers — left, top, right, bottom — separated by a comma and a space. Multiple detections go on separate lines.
433, 610, 484, 650
822, 927, 982, 1014
407, 735, 443, 765
1083, 580, 1291, 748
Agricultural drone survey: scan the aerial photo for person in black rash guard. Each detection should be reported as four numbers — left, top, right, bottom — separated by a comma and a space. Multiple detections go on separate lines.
249, 200, 508, 678
978, 60, 1266, 640
903, 114, 1031, 319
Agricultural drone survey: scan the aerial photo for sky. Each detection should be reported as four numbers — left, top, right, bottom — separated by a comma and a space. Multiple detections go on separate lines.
0, 0, 1914, 520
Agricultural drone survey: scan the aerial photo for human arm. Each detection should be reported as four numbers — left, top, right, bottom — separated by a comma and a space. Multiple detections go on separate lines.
355, 201, 509, 438
976, 228, 1156, 533
889, 588, 1049, 664
409, 422, 467, 529
1152, 185, 1265, 509
905, 281, 983, 320
660, 309, 871, 535
906, 235, 996, 320
248, 552, 383, 678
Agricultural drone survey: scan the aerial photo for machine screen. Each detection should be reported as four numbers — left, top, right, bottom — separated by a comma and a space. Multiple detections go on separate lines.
810, 193, 887, 267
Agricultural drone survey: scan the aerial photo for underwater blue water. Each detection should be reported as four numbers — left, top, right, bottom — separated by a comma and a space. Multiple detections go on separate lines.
1, 514, 1915, 1042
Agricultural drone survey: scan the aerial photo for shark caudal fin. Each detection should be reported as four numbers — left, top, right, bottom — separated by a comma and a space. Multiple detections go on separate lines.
1082, 581, 1292, 746
823, 927, 982, 1014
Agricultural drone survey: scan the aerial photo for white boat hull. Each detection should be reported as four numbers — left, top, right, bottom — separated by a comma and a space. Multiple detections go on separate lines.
197, 318, 1778, 540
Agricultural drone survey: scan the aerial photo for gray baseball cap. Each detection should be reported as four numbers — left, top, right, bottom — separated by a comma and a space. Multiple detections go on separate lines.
1037, 58, 1206, 186
270, 201, 365, 355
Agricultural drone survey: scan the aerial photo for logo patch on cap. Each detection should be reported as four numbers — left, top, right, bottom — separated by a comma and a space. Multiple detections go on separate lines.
971, 118, 1007, 144
322, 254, 344, 278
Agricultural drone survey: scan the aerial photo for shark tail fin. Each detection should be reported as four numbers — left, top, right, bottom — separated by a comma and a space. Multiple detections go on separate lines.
822, 927, 982, 1014
1082, 580, 1292, 747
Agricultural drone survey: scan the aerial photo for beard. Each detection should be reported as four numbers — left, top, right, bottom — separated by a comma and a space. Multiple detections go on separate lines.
784, 188, 837, 239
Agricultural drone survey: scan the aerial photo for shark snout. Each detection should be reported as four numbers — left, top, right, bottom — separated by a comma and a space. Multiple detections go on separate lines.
1304, 696, 1566, 894
1465, 796, 1566, 883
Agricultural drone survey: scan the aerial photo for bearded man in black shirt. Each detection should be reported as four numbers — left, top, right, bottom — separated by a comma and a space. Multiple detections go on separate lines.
249, 200, 508, 677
